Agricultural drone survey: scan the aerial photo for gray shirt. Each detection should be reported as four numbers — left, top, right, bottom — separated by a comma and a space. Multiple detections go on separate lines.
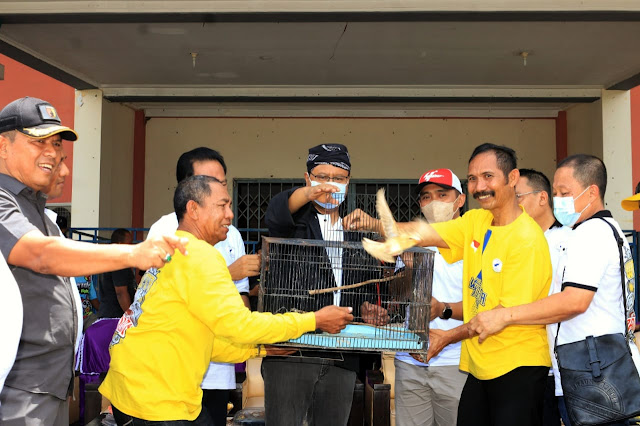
0, 173, 77, 400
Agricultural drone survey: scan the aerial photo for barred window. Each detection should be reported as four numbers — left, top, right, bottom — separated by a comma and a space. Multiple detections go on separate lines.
233, 179, 468, 252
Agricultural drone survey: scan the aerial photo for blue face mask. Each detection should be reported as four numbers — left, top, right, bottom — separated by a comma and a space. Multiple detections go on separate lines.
310, 180, 347, 210
553, 186, 591, 228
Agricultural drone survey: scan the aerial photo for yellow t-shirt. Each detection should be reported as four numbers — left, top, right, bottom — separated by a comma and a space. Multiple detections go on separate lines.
432, 208, 551, 380
99, 230, 316, 421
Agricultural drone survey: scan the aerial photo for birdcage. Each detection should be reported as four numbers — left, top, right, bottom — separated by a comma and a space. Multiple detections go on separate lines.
259, 236, 434, 353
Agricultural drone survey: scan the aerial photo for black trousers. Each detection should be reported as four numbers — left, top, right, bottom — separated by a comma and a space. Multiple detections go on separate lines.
262, 357, 356, 426
201, 389, 231, 426
457, 366, 548, 426
112, 405, 212, 426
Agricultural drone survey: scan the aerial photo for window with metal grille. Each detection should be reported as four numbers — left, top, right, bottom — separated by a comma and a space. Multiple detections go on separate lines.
233, 179, 468, 253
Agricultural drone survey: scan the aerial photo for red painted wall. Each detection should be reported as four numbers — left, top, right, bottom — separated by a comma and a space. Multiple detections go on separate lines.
0, 54, 75, 204
631, 86, 640, 230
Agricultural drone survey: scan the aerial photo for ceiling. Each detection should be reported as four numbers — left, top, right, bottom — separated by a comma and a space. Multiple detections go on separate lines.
1, 1, 640, 115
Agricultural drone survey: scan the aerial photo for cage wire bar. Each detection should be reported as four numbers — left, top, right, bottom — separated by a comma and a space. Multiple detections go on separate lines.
259, 236, 435, 354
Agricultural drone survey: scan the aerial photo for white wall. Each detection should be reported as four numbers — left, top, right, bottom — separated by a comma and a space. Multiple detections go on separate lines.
99, 100, 135, 228
144, 117, 556, 225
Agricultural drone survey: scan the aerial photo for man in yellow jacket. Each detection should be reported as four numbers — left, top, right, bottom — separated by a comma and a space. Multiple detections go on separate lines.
100, 175, 353, 425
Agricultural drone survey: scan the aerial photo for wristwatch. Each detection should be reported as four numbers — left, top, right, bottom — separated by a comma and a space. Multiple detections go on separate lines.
441, 303, 453, 320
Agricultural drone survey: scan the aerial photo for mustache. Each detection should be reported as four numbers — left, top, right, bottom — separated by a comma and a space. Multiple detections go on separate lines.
473, 191, 495, 200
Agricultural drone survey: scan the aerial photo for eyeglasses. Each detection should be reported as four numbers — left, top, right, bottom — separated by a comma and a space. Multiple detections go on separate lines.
516, 190, 541, 199
309, 172, 349, 184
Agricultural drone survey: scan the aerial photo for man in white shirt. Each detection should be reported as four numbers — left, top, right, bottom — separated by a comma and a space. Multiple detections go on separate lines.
516, 168, 573, 426
147, 147, 260, 426
42, 157, 84, 354
0, 256, 21, 408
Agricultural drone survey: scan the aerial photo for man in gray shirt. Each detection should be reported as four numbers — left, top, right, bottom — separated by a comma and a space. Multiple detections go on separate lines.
0, 97, 188, 425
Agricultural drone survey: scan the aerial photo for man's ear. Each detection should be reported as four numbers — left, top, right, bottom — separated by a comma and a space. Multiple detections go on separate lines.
186, 200, 199, 220
304, 172, 311, 187
0, 135, 9, 160
457, 193, 467, 209
508, 169, 520, 188
539, 190, 549, 207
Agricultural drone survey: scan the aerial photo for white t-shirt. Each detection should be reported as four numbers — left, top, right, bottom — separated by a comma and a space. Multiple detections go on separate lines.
317, 213, 344, 306
147, 212, 248, 389
557, 216, 632, 345
555, 214, 640, 376
45, 208, 84, 354
396, 248, 464, 367
0, 256, 22, 398
543, 222, 573, 396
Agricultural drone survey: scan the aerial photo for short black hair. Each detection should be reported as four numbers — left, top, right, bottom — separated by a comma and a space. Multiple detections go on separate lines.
469, 143, 517, 179
519, 168, 552, 205
635, 181, 640, 195
174, 175, 223, 222
557, 154, 607, 201
111, 228, 131, 244
175, 147, 227, 183
55, 216, 68, 230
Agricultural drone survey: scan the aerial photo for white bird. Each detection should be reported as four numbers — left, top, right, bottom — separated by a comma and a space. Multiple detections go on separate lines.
362, 189, 422, 262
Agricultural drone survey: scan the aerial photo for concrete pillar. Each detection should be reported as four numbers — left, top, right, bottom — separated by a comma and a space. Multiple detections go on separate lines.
71, 89, 103, 227
601, 89, 633, 230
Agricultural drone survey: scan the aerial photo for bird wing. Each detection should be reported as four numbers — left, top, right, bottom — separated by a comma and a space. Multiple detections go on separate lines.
376, 188, 398, 238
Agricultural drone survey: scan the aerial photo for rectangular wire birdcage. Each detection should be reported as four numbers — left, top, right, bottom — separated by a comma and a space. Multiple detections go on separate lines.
259, 236, 434, 353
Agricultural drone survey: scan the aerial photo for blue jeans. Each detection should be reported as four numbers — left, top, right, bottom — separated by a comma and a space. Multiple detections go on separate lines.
262, 357, 356, 426
112, 405, 213, 426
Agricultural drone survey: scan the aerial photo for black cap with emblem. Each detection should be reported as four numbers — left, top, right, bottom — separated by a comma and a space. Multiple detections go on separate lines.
0, 96, 78, 141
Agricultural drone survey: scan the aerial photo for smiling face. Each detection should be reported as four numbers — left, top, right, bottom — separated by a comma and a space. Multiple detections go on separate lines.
0, 131, 64, 192
467, 151, 518, 213
44, 154, 69, 199
192, 181, 234, 246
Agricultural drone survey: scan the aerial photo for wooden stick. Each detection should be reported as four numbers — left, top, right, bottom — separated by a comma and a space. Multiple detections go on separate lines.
308, 273, 403, 295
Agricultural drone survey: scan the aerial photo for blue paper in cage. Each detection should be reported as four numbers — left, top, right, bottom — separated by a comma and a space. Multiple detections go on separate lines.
286, 323, 424, 350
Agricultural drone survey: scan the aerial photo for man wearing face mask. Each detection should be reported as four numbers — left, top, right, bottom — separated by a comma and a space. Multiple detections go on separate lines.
263, 143, 383, 426
470, 155, 639, 426
394, 169, 468, 426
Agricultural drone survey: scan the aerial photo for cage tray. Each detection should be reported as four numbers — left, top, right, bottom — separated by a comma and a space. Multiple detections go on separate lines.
285, 323, 423, 350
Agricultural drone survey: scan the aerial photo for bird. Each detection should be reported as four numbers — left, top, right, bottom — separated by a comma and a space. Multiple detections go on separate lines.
362, 188, 423, 263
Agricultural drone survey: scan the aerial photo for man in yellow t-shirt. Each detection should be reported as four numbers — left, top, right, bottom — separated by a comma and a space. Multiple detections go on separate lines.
99, 175, 353, 425
364, 143, 552, 426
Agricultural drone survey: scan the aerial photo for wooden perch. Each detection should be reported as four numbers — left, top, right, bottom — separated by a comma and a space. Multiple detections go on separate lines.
308, 273, 404, 295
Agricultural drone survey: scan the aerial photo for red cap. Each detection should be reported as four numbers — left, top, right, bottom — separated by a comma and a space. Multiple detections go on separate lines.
416, 169, 463, 194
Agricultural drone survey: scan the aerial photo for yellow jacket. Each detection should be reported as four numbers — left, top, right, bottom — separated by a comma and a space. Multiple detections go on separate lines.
100, 230, 316, 421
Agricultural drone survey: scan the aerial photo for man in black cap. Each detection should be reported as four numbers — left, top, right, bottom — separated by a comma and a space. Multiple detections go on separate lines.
0, 97, 188, 425
263, 143, 383, 426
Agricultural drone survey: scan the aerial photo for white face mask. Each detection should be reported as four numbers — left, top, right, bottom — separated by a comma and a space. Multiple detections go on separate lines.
421, 195, 460, 224
553, 186, 591, 228
310, 180, 347, 210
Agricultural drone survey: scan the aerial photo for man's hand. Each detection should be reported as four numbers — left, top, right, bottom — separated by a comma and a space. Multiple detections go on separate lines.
343, 209, 381, 232
131, 235, 189, 270
304, 183, 340, 205
426, 328, 450, 362
314, 305, 353, 334
361, 301, 389, 326
468, 305, 507, 343
430, 297, 444, 322
264, 345, 297, 356
228, 254, 261, 281
410, 353, 428, 364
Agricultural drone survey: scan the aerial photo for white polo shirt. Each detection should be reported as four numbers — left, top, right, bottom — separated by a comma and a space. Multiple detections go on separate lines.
557, 213, 632, 346
543, 221, 572, 396
0, 256, 22, 399
147, 212, 249, 390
